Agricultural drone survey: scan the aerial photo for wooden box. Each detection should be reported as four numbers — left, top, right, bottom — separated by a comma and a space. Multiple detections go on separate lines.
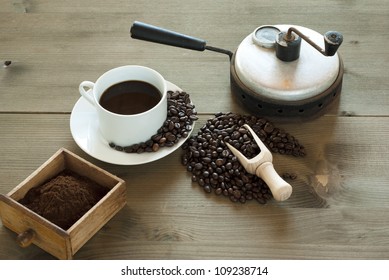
0, 148, 126, 259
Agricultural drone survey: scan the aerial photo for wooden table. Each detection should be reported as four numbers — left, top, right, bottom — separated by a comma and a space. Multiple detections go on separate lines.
0, 0, 388, 260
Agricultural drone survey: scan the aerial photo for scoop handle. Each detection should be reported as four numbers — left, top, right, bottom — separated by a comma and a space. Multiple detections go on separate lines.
256, 162, 292, 201
130, 21, 206, 51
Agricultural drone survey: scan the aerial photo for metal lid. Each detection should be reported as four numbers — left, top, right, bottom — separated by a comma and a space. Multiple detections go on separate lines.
234, 25, 340, 101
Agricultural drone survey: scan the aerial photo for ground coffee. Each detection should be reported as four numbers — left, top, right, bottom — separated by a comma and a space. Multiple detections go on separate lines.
19, 170, 110, 230
181, 112, 305, 204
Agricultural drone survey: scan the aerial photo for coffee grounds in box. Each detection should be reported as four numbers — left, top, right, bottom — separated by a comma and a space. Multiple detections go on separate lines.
19, 170, 110, 230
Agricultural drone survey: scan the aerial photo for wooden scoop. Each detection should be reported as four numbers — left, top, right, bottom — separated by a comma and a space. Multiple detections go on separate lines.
225, 124, 292, 201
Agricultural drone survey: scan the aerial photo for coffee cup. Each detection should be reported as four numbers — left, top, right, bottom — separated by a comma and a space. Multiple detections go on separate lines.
79, 65, 167, 147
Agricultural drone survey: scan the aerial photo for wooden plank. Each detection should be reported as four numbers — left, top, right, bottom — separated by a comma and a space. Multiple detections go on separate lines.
0, 114, 389, 208
82, 205, 389, 259
76, 242, 389, 260
1, 205, 389, 259
0, 1, 388, 115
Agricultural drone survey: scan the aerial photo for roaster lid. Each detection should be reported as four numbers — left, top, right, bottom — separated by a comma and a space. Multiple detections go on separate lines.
234, 25, 340, 102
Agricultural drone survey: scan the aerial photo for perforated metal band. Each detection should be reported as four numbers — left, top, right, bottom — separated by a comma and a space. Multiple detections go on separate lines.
230, 54, 344, 119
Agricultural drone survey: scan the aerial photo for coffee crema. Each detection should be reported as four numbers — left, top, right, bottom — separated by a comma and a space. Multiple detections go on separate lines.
99, 80, 161, 115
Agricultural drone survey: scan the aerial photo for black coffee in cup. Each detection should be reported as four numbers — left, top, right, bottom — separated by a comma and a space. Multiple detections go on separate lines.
99, 80, 161, 115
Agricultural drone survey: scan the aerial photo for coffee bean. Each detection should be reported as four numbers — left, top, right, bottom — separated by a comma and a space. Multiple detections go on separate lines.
181, 112, 305, 205
264, 122, 274, 133
203, 157, 212, 164
165, 132, 176, 142
204, 185, 212, 193
233, 190, 241, 199
189, 115, 199, 121
115, 145, 123, 151
152, 143, 160, 152
215, 158, 225, 166
169, 107, 178, 116
195, 163, 203, 170
168, 121, 175, 131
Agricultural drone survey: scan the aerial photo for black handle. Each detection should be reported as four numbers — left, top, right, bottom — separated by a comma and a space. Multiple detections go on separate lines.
130, 21, 207, 51
323, 31, 343, 56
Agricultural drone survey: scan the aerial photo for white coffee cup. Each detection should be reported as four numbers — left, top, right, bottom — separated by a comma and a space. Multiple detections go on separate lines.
79, 65, 167, 147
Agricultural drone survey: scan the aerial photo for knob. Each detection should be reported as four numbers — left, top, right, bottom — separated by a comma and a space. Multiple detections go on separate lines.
324, 31, 343, 56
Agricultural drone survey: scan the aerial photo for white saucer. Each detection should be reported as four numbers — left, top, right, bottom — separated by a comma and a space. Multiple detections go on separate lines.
70, 81, 194, 165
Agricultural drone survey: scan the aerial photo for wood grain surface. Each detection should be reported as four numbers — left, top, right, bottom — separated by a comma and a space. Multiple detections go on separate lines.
0, 0, 388, 259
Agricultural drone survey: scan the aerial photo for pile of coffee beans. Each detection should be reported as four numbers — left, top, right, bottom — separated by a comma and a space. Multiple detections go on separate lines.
181, 112, 305, 204
109, 90, 198, 153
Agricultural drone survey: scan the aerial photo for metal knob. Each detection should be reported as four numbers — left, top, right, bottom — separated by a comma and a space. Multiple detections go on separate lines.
275, 32, 302, 62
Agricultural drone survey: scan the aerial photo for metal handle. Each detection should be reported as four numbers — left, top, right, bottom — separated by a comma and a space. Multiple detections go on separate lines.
130, 21, 207, 51
285, 27, 343, 56
130, 21, 233, 58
